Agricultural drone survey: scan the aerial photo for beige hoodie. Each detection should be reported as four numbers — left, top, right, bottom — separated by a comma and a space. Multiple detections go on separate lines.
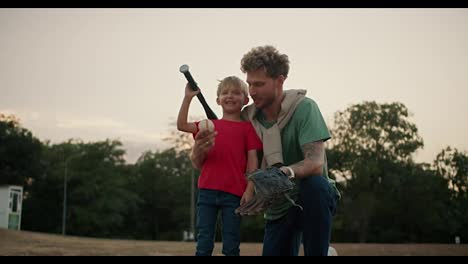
241, 89, 307, 168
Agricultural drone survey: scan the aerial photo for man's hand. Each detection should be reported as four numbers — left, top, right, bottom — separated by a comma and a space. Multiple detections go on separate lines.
235, 195, 270, 216
240, 184, 255, 206
190, 129, 217, 169
235, 167, 296, 216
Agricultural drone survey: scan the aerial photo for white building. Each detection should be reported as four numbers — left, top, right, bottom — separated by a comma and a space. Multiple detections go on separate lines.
0, 185, 23, 230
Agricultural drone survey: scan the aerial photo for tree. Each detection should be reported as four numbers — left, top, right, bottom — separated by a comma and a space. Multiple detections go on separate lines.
65, 139, 139, 238
22, 139, 140, 238
132, 149, 192, 240
434, 147, 468, 195
0, 113, 43, 190
329, 101, 423, 164
369, 161, 452, 243
433, 147, 468, 243
21, 140, 70, 234
328, 102, 424, 242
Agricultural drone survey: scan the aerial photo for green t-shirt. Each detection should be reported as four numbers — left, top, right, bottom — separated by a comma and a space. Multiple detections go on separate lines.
256, 97, 339, 221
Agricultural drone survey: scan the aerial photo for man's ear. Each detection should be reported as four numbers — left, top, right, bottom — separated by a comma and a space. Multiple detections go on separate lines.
277, 75, 286, 86
243, 96, 250, 105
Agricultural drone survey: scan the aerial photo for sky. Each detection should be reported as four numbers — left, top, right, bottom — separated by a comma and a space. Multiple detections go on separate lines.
1, 8, 467, 164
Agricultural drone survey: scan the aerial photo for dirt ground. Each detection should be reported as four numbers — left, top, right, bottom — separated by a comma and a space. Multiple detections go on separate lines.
1, 228, 467, 256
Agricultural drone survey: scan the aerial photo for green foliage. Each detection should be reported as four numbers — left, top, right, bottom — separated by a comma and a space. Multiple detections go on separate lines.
369, 161, 452, 243
434, 147, 468, 196
4, 106, 467, 244
22, 139, 139, 238
130, 148, 193, 240
328, 102, 455, 243
21, 140, 66, 234
0, 113, 43, 189
330, 101, 423, 164
433, 147, 468, 243
65, 140, 139, 237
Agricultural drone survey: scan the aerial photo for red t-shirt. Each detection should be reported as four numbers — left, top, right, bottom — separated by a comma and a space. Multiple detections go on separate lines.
194, 119, 263, 197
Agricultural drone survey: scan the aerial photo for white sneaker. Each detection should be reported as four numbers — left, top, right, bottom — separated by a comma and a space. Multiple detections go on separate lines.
328, 246, 338, 256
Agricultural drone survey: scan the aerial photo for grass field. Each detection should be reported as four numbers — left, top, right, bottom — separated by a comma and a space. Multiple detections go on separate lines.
1, 228, 467, 256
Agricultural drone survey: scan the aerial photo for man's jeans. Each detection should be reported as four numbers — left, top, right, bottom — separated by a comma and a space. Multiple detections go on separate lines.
196, 189, 241, 256
262, 175, 338, 256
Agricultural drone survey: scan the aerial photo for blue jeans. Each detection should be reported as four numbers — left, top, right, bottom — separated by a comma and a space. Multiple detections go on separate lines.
262, 176, 338, 256
196, 189, 241, 256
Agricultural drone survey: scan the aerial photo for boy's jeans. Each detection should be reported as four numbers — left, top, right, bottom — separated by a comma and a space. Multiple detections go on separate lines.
262, 175, 338, 256
196, 189, 241, 256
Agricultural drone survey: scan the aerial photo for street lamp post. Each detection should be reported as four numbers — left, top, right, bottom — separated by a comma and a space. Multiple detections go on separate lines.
62, 164, 68, 235
190, 168, 195, 240
62, 152, 83, 236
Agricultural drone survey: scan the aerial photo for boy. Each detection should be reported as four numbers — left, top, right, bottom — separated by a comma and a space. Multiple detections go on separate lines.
177, 76, 262, 256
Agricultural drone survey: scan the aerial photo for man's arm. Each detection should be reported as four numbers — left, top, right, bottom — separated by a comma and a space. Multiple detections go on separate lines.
281, 140, 325, 179
190, 130, 217, 170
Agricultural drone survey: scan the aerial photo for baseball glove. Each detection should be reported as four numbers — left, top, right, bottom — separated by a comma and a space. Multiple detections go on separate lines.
235, 166, 302, 216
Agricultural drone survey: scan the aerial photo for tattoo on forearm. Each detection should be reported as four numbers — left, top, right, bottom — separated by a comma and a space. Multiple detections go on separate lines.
290, 141, 324, 177
302, 141, 324, 163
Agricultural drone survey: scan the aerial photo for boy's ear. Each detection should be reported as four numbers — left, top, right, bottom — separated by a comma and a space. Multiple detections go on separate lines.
216, 97, 221, 105
243, 96, 250, 105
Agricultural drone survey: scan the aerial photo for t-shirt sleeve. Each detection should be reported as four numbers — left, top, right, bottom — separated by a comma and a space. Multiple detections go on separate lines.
245, 122, 263, 151
296, 99, 331, 146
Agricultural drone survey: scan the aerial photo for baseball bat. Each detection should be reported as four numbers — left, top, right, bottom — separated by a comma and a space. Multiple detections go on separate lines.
179, 64, 218, 120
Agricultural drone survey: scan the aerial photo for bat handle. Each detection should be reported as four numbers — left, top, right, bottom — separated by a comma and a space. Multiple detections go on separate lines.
179, 64, 218, 120
182, 71, 199, 91
179, 64, 199, 91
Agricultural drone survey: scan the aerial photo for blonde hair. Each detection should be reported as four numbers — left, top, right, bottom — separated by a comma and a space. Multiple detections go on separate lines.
216, 76, 248, 97
240, 45, 290, 78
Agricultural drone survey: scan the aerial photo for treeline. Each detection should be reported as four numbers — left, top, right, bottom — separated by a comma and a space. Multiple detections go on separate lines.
0, 102, 466, 243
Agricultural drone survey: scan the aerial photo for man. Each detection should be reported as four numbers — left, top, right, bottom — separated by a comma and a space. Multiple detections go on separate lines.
191, 45, 340, 256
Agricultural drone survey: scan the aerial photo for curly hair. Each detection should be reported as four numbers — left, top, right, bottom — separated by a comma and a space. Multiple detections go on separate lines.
240, 45, 290, 78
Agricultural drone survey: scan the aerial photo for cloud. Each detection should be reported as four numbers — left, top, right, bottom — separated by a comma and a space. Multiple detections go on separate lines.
122, 140, 172, 164
0, 109, 40, 122
29, 112, 40, 121
0, 109, 18, 116
119, 128, 164, 142
56, 118, 126, 129
56, 116, 167, 143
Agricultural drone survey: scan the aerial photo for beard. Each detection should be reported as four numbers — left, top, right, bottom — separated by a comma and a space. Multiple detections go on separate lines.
253, 94, 277, 110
